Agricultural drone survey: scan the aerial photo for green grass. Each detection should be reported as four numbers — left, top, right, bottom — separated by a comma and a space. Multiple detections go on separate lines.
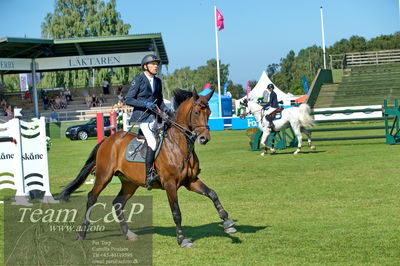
1, 125, 400, 265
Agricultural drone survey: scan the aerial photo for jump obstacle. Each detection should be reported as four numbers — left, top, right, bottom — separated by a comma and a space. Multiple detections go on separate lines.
96, 111, 117, 143
384, 99, 400, 145
96, 110, 133, 142
0, 117, 58, 205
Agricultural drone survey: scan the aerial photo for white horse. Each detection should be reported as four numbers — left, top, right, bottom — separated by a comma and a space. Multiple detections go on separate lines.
240, 100, 316, 155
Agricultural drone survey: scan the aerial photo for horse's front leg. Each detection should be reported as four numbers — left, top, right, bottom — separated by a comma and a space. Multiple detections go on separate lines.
165, 181, 193, 247
260, 131, 271, 156
186, 179, 237, 234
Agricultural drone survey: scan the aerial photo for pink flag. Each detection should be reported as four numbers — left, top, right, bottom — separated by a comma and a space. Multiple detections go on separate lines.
246, 80, 251, 101
216, 9, 224, 31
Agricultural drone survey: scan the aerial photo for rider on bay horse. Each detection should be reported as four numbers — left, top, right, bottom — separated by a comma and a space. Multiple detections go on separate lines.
125, 54, 173, 190
264, 83, 279, 130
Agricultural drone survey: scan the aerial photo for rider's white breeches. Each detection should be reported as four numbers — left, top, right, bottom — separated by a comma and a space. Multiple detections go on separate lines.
265, 107, 277, 116
140, 120, 159, 151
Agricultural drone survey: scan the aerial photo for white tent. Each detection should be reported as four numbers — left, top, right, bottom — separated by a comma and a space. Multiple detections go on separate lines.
249, 71, 295, 105
234, 71, 296, 113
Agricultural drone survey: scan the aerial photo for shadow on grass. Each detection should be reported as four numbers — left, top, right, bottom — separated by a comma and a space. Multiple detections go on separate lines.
56, 223, 267, 245
268, 150, 326, 155
153, 222, 268, 244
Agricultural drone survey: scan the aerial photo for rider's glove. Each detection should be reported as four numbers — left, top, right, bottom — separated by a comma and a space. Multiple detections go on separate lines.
144, 101, 157, 111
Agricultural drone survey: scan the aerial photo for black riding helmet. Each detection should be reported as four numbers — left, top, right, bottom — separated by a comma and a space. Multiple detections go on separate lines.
267, 83, 275, 90
141, 54, 161, 70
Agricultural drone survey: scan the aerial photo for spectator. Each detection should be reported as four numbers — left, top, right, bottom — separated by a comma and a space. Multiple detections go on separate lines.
49, 97, 56, 110
40, 89, 47, 100
50, 110, 59, 122
24, 90, 31, 103
97, 93, 106, 107
102, 79, 110, 95
117, 85, 123, 95
43, 95, 50, 110
65, 88, 73, 101
117, 92, 125, 103
54, 96, 61, 109
91, 94, 97, 107
60, 95, 68, 109
1, 98, 7, 112
85, 95, 92, 108
5, 105, 14, 119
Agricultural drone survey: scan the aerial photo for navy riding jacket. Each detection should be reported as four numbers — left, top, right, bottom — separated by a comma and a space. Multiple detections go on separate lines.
268, 90, 279, 108
125, 73, 168, 123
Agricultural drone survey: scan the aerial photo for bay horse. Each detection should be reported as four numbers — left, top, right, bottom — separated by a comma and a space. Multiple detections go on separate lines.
239, 99, 316, 155
60, 88, 236, 247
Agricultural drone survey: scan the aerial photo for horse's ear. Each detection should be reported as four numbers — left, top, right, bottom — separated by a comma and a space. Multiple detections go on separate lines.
192, 88, 199, 100
205, 89, 214, 102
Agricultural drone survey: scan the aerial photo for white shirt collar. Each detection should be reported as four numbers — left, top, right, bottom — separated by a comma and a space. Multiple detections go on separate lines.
144, 73, 155, 91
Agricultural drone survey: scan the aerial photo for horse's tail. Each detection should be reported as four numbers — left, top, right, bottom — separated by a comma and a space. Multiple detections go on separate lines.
298, 103, 315, 128
59, 141, 103, 201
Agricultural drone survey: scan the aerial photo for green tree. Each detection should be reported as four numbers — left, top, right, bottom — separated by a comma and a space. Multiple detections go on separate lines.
163, 59, 231, 98
40, 0, 136, 90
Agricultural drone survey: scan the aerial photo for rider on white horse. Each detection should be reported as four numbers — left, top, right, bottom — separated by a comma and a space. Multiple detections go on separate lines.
264, 84, 279, 130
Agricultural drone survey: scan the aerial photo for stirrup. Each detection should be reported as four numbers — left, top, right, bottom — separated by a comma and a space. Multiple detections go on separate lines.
136, 134, 145, 143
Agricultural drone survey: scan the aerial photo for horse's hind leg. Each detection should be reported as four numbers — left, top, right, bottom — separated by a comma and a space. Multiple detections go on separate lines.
112, 179, 139, 241
77, 170, 112, 240
186, 179, 237, 234
292, 126, 303, 155
301, 127, 316, 150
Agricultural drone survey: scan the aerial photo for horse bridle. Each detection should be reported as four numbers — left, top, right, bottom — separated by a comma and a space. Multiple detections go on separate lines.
161, 100, 210, 144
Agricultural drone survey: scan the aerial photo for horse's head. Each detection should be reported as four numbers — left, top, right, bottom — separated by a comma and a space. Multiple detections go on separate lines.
189, 89, 213, 144
173, 88, 214, 145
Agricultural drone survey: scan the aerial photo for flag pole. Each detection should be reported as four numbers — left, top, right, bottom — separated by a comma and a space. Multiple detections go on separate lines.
320, 6, 327, 69
214, 6, 222, 117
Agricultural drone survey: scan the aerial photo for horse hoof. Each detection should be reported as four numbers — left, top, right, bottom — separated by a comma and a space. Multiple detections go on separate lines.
76, 233, 85, 240
127, 230, 139, 241
224, 226, 237, 234
180, 238, 193, 248
270, 149, 276, 153
223, 219, 235, 228
310, 146, 316, 150
260, 152, 265, 156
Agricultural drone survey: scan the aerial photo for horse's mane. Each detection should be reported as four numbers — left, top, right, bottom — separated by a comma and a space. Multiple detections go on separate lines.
172, 89, 193, 110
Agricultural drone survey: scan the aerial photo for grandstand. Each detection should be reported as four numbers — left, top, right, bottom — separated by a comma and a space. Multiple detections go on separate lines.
313, 50, 400, 108
0, 85, 129, 122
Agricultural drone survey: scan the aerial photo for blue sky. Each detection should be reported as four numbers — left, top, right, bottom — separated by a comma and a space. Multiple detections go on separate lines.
0, 0, 399, 88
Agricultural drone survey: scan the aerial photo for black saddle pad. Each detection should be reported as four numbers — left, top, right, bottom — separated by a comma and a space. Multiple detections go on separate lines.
125, 138, 147, 163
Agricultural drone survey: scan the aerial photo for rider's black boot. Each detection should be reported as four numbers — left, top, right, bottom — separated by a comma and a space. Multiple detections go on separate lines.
145, 147, 159, 190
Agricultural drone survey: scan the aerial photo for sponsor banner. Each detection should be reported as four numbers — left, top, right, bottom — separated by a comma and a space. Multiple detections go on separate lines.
0, 58, 31, 71
232, 116, 257, 130
19, 73, 29, 91
0, 51, 150, 71
36, 52, 150, 71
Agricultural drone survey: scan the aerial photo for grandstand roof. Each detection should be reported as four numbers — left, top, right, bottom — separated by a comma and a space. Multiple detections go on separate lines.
0, 33, 168, 73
